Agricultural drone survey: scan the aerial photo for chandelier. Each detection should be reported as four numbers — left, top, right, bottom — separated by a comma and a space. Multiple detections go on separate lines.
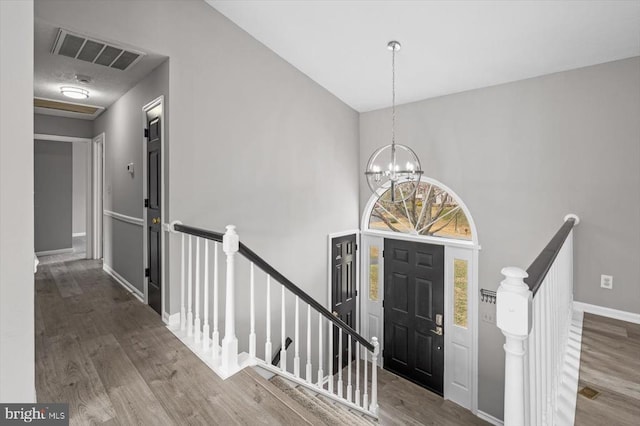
365, 41, 423, 202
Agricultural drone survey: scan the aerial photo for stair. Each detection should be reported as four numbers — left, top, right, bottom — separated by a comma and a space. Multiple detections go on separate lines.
269, 375, 377, 425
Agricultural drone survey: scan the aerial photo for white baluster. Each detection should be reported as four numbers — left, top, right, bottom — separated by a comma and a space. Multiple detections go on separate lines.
328, 322, 333, 393
363, 347, 369, 411
265, 275, 272, 363
355, 341, 360, 407
220, 225, 239, 375
347, 335, 352, 403
212, 242, 220, 362
280, 286, 287, 372
194, 238, 201, 343
249, 263, 256, 359
497, 267, 532, 426
202, 240, 210, 352
305, 305, 312, 383
180, 233, 186, 331
337, 328, 343, 398
370, 337, 379, 415
187, 235, 193, 337
294, 296, 300, 377
317, 313, 323, 387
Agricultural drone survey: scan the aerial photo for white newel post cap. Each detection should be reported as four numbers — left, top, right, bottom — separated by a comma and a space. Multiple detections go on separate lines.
223, 225, 239, 254
497, 267, 532, 336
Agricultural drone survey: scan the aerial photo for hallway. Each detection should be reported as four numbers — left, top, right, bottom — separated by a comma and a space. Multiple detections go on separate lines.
35, 259, 487, 425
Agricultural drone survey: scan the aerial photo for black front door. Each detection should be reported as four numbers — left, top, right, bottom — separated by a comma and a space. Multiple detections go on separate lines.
331, 234, 357, 372
384, 239, 444, 395
146, 116, 161, 315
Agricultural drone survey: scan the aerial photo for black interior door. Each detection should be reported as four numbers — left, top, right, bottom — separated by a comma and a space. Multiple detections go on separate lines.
331, 234, 357, 372
384, 239, 444, 395
146, 117, 161, 315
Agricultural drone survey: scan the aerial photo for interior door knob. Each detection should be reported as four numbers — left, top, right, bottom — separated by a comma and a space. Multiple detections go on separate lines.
152, 217, 160, 224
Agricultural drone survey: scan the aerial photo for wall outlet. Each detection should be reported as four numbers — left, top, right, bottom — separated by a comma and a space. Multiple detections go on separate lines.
600, 274, 613, 290
481, 311, 495, 324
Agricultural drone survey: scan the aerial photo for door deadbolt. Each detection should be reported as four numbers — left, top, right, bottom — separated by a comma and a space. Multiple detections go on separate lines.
436, 314, 443, 326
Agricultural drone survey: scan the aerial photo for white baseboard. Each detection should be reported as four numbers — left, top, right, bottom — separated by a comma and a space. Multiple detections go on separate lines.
103, 263, 144, 303
476, 410, 503, 426
573, 301, 640, 324
36, 247, 73, 256
163, 312, 180, 327
72, 232, 86, 237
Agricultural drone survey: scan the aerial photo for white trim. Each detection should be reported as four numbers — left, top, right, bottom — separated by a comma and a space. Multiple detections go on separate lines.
34, 133, 91, 143
360, 176, 480, 413
476, 410, 504, 426
573, 301, 640, 324
360, 176, 480, 247
72, 232, 86, 237
142, 95, 166, 311
163, 312, 180, 327
89, 133, 104, 260
103, 263, 145, 302
103, 209, 144, 226
35, 248, 73, 256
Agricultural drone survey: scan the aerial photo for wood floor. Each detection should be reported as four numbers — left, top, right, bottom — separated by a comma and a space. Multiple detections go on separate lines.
35, 259, 486, 425
574, 313, 640, 426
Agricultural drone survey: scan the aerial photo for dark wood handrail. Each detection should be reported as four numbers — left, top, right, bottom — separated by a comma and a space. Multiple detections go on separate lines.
173, 223, 375, 352
524, 218, 577, 295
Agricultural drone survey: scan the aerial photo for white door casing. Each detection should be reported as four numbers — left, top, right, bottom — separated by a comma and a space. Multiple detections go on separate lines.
359, 176, 479, 413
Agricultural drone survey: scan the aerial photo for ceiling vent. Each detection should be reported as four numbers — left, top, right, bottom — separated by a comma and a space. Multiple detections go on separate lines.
51, 29, 145, 71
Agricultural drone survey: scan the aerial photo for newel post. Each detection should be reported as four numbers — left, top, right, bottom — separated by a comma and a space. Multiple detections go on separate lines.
497, 267, 532, 426
369, 337, 379, 415
221, 225, 239, 375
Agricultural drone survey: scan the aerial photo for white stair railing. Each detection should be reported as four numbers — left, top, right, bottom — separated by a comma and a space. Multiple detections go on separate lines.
497, 214, 580, 426
168, 221, 379, 419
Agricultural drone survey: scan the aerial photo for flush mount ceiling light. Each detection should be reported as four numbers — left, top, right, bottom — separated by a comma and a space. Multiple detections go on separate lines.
365, 41, 423, 203
60, 86, 89, 100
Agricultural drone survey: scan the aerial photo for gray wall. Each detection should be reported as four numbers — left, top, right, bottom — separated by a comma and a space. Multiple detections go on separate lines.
359, 57, 640, 419
0, 0, 35, 402
34, 113, 93, 138
72, 142, 87, 235
34, 113, 92, 237
94, 60, 169, 294
34, 140, 72, 252
38, 0, 360, 322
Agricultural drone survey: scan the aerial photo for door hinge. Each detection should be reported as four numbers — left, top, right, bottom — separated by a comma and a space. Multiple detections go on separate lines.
382, 300, 385, 308
355, 290, 358, 297
355, 244, 358, 251
144, 198, 149, 208
144, 128, 149, 138
144, 268, 150, 277
382, 250, 385, 258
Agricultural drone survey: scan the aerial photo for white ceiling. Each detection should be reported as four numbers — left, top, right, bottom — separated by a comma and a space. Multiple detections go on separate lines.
34, 18, 168, 120
209, 0, 640, 112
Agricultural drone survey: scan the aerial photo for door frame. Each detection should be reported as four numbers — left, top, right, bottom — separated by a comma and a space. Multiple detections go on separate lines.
142, 95, 166, 319
89, 133, 104, 260
359, 177, 480, 414
34, 133, 95, 259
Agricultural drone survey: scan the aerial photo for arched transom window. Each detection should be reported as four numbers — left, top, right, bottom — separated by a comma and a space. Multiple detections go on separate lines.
368, 181, 473, 241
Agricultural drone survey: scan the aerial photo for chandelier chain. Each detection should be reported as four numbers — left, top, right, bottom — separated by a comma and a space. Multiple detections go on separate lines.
392, 46, 396, 147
